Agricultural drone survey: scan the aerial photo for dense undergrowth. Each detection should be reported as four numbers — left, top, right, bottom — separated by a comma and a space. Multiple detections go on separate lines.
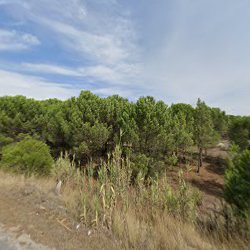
51, 146, 249, 249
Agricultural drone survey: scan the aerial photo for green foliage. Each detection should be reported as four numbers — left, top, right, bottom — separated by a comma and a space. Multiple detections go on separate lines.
135, 96, 168, 156
130, 153, 165, 180
0, 92, 247, 178
224, 149, 250, 215
167, 111, 193, 155
193, 98, 217, 172
73, 122, 110, 161
53, 146, 201, 228
166, 153, 178, 166
229, 116, 250, 150
0, 134, 13, 149
103, 95, 139, 148
194, 98, 216, 149
1, 137, 53, 176
210, 108, 229, 137
0, 96, 46, 139
170, 103, 194, 134
174, 171, 202, 221
131, 153, 149, 177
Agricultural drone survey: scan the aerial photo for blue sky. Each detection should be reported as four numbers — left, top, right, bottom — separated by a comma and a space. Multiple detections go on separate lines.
0, 0, 249, 115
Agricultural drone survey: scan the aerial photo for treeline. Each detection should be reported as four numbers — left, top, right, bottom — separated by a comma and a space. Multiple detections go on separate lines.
0, 91, 249, 172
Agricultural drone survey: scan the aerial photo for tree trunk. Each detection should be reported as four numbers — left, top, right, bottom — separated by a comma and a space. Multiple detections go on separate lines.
200, 147, 203, 167
197, 147, 202, 173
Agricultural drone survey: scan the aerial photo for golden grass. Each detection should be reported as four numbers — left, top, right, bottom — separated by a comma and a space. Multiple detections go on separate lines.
0, 170, 54, 192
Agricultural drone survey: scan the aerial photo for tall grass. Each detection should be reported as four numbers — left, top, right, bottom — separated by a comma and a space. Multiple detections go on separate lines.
52, 146, 248, 249
52, 146, 207, 248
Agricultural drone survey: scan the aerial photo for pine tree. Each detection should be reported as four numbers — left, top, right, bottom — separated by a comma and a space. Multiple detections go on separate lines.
193, 99, 215, 173
224, 149, 250, 214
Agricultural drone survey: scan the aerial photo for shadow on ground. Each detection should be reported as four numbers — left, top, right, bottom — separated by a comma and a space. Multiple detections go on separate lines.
190, 178, 224, 198
204, 156, 227, 176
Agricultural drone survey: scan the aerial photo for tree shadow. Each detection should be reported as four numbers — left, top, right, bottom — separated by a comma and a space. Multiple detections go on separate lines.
204, 155, 227, 175
190, 178, 224, 198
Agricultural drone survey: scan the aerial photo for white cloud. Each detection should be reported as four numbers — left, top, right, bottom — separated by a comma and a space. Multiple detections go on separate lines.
3, 0, 138, 65
0, 69, 78, 99
0, 68, 139, 101
80, 64, 142, 85
20, 62, 142, 87
140, 1, 250, 115
0, 29, 40, 51
2, 0, 142, 89
40, 19, 126, 65
22, 63, 82, 76
1, 0, 249, 115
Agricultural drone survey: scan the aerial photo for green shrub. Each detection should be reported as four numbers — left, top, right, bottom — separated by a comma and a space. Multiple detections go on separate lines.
0, 134, 13, 149
166, 153, 178, 167
1, 137, 53, 176
224, 149, 250, 215
131, 153, 150, 178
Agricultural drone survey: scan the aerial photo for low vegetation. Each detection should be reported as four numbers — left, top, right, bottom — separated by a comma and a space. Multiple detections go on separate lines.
224, 147, 250, 215
1, 137, 53, 176
0, 91, 249, 249
52, 146, 249, 249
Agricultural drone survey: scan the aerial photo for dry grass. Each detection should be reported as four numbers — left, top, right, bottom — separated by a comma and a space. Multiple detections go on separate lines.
0, 170, 54, 193
0, 148, 249, 250
112, 210, 213, 250
50, 147, 249, 250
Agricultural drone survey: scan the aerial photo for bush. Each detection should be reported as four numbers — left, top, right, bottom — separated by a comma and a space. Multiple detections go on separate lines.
224, 149, 250, 215
166, 153, 178, 167
0, 134, 13, 149
131, 153, 149, 178
131, 154, 165, 180
1, 137, 54, 176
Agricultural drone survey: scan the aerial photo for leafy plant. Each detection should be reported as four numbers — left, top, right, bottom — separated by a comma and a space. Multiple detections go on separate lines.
224, 149, 250, 215
1, 137, 53, 176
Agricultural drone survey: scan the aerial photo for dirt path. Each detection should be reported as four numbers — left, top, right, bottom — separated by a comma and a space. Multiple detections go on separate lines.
0, 178, 117, 250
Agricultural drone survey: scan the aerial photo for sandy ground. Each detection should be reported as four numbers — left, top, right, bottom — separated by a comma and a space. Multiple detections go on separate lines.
0, 177, 118, 250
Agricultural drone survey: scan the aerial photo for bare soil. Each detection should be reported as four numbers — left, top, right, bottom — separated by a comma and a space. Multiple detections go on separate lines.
167, 144, 228, 216
187, 147, 227, 215
0, 177, 118, 250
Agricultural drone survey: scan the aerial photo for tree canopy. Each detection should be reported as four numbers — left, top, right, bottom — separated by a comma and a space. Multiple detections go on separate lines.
0, 91, 248, 175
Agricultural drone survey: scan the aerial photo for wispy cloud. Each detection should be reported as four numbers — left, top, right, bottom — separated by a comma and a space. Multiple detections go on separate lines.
0, 29, 40, 51
0, 1, 249, 115
3, 0, 138, 65
22, 63, 82, 77
0, 68, 138, 101
0, 0, 142, 90
38, 18, 132, 66
21, 62, 142, 86
0, 69, 78, 99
